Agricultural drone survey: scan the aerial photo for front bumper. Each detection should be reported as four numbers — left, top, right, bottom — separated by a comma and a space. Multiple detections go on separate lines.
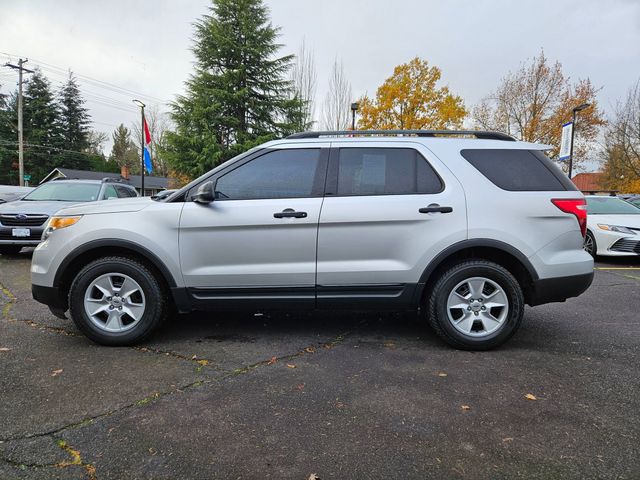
594, 229, 640, 256
32, 284, 67, 310
527, 271, 594, 306
0, 226, 44, 245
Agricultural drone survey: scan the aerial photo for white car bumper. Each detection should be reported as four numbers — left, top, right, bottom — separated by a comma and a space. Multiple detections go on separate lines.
594, 229, 640, 256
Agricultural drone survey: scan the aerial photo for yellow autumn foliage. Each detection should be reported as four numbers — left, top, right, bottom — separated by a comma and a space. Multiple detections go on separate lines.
357, 57, 466, 130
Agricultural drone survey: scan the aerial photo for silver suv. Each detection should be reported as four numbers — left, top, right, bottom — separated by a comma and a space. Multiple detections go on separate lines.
31, 130, 594, 349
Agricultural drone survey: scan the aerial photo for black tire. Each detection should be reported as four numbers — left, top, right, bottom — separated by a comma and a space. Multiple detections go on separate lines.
68, 256, 167, 346
584, 231, 597, 258
0, 245, 23, 255
427, 259, 524, 350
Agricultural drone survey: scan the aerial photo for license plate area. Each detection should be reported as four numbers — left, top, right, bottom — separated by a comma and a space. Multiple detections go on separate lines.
12, 228, 30, 237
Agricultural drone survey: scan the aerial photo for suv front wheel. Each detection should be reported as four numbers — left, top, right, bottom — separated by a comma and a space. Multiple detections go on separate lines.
427, 260, 524, 350
68, 256, 167, 345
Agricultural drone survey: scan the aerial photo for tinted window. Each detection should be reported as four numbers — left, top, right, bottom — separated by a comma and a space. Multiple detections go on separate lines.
22, 182, 101, 202
103, 185, 118, 199
586, 197, 640, 215
116, 185, 137, 198
215, 149, 321, 200
460, 149, 577, 192
337, 148, 442, 196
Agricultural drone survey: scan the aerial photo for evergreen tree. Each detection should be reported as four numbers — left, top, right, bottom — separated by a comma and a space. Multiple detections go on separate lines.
109, 124, 139, 173
0, 87, 18, 184
164, 0, 303, 179
22, 69, 64, 183
58, 72, 91, 169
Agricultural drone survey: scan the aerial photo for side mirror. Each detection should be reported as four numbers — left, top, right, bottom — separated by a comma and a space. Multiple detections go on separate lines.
193, 181, 215, 204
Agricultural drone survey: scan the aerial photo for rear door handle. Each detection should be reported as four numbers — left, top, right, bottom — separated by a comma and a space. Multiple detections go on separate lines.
274, 208, 307, 219
419, 204, 453, 214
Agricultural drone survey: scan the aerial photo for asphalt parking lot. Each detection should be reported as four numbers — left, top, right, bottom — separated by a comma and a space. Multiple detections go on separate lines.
0, 251, 638, 480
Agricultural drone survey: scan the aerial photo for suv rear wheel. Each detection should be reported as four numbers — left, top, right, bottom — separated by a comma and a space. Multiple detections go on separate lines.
427, 260, 524, 350
68, 256, 167, 345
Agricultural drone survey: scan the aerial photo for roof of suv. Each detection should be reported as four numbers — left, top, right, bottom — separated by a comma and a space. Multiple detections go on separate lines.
264, 130, 551, 151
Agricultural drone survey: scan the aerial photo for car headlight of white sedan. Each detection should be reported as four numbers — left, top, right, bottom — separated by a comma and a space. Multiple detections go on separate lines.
597, 224, 636, 235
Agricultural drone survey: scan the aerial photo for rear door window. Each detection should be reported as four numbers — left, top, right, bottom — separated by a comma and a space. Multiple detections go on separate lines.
336, 148, 443, 196
460, 149, 577, 191
116, 185, 137, 198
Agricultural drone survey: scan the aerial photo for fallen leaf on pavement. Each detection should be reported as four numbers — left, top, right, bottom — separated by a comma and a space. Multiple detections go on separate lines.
461, 405, 471, 411
308, 474, 320, 480
266, 356, 277, 365
524, 393, 537, 401
196, 359, 209, 366
437, 372, 447, 377
502, 437, 514, 443
296, 383, 305, 391
305, 346, 316, 353
383, 341, 396, 349
0, 347, 10, 352
286, 364, 296, 369
51, 369, 63, 377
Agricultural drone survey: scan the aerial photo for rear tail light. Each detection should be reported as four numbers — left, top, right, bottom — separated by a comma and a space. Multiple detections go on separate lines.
551, 199, 587, 237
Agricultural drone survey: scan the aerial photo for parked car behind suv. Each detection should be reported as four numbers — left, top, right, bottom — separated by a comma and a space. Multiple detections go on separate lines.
0, 178, 137, 255
0, 185, 34, 204
583, 195, 640, 257
31, 130, 594, 349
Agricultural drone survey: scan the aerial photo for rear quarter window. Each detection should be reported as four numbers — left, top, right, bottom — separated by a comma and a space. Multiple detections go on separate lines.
460, 149, 577, 192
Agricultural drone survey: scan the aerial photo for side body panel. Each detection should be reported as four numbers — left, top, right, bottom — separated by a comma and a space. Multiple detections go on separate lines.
424, 140, 593, 280
316, 141, 468, 307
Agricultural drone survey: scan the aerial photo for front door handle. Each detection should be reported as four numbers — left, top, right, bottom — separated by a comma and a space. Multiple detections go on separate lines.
419, 204, 453, 214
274, 208, 307, 219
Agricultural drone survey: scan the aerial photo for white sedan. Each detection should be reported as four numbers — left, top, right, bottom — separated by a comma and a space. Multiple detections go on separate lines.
584, 195, 640, 257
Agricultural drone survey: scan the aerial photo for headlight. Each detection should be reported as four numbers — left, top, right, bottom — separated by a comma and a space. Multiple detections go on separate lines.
597, 224, 636, 235
42, 215, 82, 241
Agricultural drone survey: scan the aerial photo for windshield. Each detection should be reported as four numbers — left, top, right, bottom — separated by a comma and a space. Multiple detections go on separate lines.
23, 182, 101, 202
586, 196, 640, 215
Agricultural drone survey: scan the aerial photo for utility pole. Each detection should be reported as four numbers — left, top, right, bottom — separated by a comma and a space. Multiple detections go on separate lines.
4, 59, 34, 186
132, 99, 146, 195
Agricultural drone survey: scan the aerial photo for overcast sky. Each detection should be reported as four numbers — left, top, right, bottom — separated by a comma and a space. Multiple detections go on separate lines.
1, 0, 639, 162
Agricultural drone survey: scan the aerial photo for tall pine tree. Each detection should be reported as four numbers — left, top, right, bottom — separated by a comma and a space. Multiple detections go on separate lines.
164, 0, 304, 179
0, 85, 18, 184
109, 124, 139, 173
58, 72, 91, 169
22, 69, 63, 182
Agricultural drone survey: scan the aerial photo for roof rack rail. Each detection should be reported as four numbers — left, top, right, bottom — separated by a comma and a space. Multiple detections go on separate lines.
286, 129, 516, 141
102, 177, 128, 184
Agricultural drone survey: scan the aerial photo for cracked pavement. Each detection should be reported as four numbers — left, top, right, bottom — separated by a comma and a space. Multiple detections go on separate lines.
1, 252, 639, 479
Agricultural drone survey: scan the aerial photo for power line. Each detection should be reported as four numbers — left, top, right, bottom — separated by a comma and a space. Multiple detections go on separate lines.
0, 139, 104, 159
0, 52, 166, 104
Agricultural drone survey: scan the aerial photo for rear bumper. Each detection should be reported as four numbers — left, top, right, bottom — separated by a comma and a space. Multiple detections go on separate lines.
527, 271, 594, 306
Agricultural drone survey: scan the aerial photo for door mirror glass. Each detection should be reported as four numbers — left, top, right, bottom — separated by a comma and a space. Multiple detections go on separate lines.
194, 181, 215, 204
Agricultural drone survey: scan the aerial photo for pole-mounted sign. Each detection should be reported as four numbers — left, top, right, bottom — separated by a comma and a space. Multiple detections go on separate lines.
559, 121, 573, 161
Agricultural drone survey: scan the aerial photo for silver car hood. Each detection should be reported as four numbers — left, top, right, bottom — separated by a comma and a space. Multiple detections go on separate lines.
57, 197, 153, 216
